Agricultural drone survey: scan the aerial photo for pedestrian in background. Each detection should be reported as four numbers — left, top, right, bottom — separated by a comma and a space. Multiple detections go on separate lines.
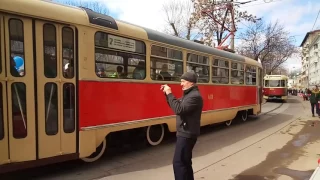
161, 71, 203, 180
309, 85, 320, 117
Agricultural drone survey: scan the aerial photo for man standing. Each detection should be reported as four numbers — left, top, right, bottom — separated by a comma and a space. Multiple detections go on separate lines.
309, 85, 320, 117
161, 71, 203, 180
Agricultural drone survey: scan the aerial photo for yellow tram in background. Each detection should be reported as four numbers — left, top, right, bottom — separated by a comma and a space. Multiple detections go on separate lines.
263, 75, 288, 102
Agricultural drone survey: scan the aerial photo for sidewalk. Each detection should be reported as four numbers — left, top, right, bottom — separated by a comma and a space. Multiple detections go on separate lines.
287, 97, 320, 180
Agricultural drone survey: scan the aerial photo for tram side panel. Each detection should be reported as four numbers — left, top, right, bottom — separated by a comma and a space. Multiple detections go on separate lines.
78, 82, 258, 128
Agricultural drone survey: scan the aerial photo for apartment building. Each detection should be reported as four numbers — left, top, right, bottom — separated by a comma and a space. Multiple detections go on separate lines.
300, 30, 320, 88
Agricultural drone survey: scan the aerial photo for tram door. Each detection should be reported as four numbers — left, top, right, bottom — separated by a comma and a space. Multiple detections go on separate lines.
258, 68, 263, 105
0, 15, 36, 164
35, 21, 77, 159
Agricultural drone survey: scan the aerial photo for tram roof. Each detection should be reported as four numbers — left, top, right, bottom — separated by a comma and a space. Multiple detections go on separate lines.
0, 0, 261, 67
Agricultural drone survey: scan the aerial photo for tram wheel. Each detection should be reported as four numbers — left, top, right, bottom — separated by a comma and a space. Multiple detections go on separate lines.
146, 124, 164, 146
241, 110, 248, 122
225, 119, 232, 126
81, 138, 107, 163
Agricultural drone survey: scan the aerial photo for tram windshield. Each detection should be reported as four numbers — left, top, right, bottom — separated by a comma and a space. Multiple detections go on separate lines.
265, 80, 286, 87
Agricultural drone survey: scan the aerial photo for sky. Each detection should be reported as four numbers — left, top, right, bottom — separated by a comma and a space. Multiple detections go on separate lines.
54, 0, 320, 71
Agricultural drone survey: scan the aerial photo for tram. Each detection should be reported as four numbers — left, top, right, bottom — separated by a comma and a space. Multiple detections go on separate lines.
263, 75, 288, 102
0, 0, 263, 173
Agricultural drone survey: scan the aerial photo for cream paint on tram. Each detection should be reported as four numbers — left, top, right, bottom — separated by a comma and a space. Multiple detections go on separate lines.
0, 14, 36, 164
0, 14, 9, 165
34, 20, 77, 159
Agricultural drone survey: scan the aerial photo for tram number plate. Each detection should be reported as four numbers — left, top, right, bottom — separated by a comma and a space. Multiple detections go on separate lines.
108, 34, 136, 52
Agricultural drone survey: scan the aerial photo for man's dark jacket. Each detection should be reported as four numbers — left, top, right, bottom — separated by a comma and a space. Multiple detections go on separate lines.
165, 86, 203, 139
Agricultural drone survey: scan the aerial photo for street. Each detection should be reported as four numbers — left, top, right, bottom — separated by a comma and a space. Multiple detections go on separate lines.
1, 96, 319, 180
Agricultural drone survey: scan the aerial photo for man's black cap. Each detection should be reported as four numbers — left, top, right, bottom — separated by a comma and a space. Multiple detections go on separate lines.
181, 71, 197, 83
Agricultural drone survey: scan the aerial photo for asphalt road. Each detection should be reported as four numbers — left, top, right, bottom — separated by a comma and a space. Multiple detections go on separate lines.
2, 96, 317, 180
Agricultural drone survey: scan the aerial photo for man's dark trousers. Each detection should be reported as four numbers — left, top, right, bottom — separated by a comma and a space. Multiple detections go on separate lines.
173, 136, 197, 180
311, 103, 319, 115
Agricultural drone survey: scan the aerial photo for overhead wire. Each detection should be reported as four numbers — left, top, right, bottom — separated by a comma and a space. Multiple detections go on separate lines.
311, 9, 320, 31
238, 0, 283, 7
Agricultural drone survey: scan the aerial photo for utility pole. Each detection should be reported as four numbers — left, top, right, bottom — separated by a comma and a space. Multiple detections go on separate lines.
230, 0, 235, 50
201, 0, 237, 52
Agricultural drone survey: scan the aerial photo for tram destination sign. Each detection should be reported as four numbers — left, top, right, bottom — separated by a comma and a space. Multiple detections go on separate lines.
108, 34, 136, 52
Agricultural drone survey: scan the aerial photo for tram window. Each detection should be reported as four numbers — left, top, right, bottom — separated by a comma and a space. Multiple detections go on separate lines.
245, 65, 256, 85
43, 23, 57, 78
11, 82, 27, 139
151, 57, 183, 81
63, 83, 75, 133
44, 83, 58, 136
231, 62, 244, 84
212, 59, 229, 84
62, 27, 74, 79
9, 19, 25, 77
150, 45, 183, 81
95, 32, 146, 79
95, 49, 145, 79
186, 53, 209, 83
265, 80, 286, 87
0, 84, 3, 140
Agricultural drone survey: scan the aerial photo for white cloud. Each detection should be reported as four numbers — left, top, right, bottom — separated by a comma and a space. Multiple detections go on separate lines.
100, 0, 173, 31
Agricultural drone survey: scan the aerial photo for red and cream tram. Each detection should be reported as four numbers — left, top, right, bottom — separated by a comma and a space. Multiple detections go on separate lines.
263, 75, 288, 102
0, 0, 263, 173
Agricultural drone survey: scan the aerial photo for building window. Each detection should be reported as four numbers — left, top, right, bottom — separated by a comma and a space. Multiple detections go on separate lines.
186, 53, 209, 83
212, 59, 229, 84
150, 45, 183, 81
95, 32, 146, 79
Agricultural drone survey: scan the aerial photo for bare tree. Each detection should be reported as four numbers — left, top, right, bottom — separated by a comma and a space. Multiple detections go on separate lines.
272, 65, 289, 75
54, 0, 109, 14
237, 19, 298, 74
191, 0, 259, 47
162, 0, 202, 40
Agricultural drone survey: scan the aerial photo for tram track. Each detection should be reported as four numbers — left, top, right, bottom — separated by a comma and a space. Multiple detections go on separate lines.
261, 102, 284, 115
194, 101, 293, 175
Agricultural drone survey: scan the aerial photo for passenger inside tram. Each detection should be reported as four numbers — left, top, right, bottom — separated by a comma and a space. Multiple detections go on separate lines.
10, 57, 21, 77
158, 64, 172, 81
133, 61, 145, 79
116, 65, 126, 78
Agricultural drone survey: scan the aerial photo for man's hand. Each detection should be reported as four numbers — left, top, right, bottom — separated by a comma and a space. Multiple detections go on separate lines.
160, 84, 172, 95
